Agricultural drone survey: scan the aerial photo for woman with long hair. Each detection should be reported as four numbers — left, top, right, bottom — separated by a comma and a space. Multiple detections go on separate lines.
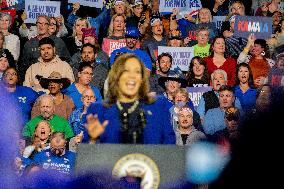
63, 17, 91, 56
0, 12, 20, 62
234, 63, 257, 114
83, 53, 175, 144
237, 35, 274, 87
204, 36, 236, 86
186, 56, 210, 87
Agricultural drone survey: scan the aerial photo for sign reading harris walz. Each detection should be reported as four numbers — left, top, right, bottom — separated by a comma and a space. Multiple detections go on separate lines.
233, 16, 272, 39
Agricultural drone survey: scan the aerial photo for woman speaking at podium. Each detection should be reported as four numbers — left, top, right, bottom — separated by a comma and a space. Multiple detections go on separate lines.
83, 53, 175, 144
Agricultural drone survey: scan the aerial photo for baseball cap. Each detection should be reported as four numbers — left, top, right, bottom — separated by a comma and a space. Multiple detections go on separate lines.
225, 106, 240, 121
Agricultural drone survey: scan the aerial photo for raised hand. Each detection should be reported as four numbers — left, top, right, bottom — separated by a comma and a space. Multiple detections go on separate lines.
72, 2, 80, 13
74, 131, 84, 144
86, 114, 108, 142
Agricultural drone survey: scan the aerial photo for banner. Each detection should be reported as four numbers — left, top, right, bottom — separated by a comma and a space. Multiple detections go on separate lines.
102, 38, 140, 56
187, 86, 212, 108
158, 46, 194, 71
0, 9, 16, 25
25, 0, 61, 23
159, 0, 202, 16
68, 0, 103, 8
212, 16, 226, 32
0, 0, 24, 10
233, 16, 272, 39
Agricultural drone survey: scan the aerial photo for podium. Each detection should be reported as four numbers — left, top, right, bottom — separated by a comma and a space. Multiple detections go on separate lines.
75, 144, 188, 188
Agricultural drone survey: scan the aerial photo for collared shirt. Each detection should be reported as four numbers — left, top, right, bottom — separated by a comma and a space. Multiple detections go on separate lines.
69, 108, 85, 136
197, 90, 243, 120
203, 107, 226, 135
234, 86, 257, 114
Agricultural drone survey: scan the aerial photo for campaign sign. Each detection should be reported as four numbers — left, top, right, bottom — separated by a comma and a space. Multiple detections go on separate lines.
212, 16, 226, 31
158, 46, 194, 71
187, 86, 212, 108
0, 0, 24, 10
233, 16, 272, 39
102, 38, 140, 56
0, 9, 16, 25
68, 0, 103, 8
25, 0, 61, 23
159, 0, 201, 16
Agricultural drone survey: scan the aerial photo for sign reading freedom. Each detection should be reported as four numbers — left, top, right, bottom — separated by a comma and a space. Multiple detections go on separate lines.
233, 16, 272, 39
158, 46, 194, 71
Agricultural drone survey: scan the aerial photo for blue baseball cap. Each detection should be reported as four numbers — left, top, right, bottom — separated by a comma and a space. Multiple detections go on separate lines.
125, 27, 140, 39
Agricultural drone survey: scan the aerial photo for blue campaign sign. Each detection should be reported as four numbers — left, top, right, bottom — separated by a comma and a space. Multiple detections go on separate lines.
159, 0, 202, 15
25, 0, 61, 23
233, 16, 272, 39
187, 87, 212, 108
212, 16, 226, 31
68, 0, 103, 8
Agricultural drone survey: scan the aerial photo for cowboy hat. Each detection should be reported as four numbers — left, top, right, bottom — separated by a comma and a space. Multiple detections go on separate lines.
39, 72, 71, 89
158, 67, 187, 89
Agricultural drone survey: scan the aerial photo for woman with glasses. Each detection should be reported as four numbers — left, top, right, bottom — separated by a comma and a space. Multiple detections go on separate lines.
64, 62, 102, 109
1, 67, 38, 126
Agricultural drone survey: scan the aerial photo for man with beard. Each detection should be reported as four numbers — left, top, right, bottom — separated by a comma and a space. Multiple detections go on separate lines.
109, 27, 152, 73
31, 132, 76, 175
203, 85, 242, 136
23, 37, 74, 92
23, 95, 74, 141
148, 53, 172, 96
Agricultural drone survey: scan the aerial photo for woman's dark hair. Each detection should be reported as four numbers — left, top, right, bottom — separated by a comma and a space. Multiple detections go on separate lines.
186, 56, 210, 85
254, 39, 270, 58
209, 36, 228, 58
78, 62, 94, 73
235, 63, 254, 87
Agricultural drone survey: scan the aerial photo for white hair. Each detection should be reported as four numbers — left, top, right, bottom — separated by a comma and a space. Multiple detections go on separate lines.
211, 69, 227, 82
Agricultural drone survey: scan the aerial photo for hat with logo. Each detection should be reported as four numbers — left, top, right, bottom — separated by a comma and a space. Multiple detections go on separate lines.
114, 0, 126, 5
82, 27, 98, 42
39, 71, 71, 89
132, 0, 143, 7
225, 106, 240, 121
125, 27, 140, 39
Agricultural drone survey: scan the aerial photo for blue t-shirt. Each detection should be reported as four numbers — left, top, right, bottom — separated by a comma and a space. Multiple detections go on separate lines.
234, 86, 257, 114
64, 83, 102, 109
9, 85, 38, 126
33, 149, 76, 175
110, 47, 152, 71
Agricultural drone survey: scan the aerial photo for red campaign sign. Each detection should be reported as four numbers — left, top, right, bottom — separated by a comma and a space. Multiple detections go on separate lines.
102, 38, 140, 56
0, 9, 16, 25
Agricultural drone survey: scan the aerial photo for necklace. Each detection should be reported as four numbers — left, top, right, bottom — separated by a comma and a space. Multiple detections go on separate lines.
116, 100, 139, 115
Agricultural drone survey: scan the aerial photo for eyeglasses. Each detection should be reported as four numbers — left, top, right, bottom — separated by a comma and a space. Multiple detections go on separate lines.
36, 22, 49, 26
81, 72, 93, 76
83, 95, 96, 100
49, 23, 57, 26
4, 72, 17, 77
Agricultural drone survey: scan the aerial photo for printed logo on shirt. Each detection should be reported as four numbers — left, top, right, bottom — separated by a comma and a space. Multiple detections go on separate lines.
18, 96, 27, 103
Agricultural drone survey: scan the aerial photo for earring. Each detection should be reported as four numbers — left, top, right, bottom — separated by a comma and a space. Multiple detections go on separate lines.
261, 51, 265, 56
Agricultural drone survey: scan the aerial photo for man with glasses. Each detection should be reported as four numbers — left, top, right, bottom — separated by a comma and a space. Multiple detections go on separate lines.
24, 37, 74, 92
28, 132, 76, 175
74, 43, 108, 92
20, 15, 71, 82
